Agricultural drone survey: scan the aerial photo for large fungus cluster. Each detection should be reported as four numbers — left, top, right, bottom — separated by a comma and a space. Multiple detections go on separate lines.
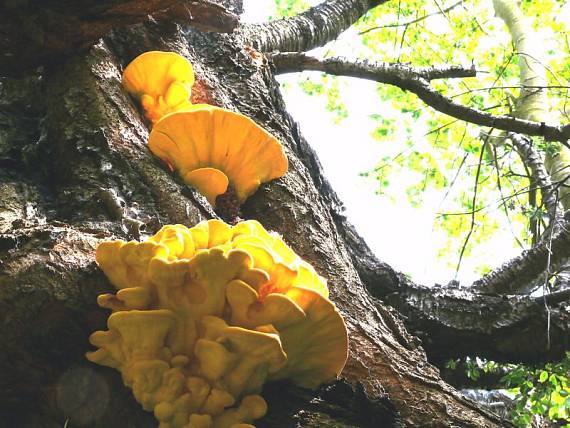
122, 52, 288, 210
88, 220, 348, 428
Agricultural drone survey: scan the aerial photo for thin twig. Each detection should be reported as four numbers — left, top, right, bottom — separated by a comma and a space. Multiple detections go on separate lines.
451, 85, 570, 99
358, 0, 463, 35
455, 138, 488, 277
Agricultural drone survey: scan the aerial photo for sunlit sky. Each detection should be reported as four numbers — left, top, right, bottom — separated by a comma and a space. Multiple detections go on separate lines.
241, 1, 525, 286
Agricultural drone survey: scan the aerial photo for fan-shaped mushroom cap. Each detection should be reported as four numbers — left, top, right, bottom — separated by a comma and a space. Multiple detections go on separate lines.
270, 287, 349, 388
122, 51, 195, 123
148, 106, 288, 205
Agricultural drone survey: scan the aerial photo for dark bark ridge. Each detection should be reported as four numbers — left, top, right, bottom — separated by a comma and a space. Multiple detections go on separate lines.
382, 284, 570, 366
0, 0, 239, 75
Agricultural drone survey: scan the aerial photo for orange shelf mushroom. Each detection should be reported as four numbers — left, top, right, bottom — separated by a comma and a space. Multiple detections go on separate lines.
88, 220, 348, 428
148, 106, 288, 206
122, 51, 195, 124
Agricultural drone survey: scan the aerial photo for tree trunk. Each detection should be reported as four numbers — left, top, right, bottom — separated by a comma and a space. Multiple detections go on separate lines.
0, 2, 519, 427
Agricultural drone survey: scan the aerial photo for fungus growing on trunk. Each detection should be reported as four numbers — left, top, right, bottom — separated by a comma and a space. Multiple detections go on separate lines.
88, 220, 348, 428
148, 106, 288, 207
122, 51, 195, 123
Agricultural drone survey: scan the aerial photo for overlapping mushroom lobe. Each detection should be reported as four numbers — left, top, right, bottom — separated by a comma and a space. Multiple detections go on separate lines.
148, 106, 288, 206
122, 51, 195, 123
88, 219, 348, 428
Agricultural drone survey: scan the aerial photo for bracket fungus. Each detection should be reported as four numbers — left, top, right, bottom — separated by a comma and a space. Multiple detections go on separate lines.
88, 220, 348, 428
122, 51, 195, 124
148, 106, 288, 208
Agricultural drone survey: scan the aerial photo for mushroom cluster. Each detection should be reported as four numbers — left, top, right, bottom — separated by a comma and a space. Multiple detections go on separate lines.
122, 51, 288, 212
88, 220, 348, 428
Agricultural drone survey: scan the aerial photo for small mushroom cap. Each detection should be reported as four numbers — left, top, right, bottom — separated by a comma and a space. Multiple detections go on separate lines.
189, 413, 213, 428
97, 286, 151, 311
96, 240, 167, 289
184, 167, 229, 205
198, 315, 287, 397
148, 106, 288, 204
91, 309, 176, 362
226, 279, 305, 329
122, 51, 195, 123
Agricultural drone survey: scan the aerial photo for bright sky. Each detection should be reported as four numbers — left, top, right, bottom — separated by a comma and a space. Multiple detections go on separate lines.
241, 1, 523, 286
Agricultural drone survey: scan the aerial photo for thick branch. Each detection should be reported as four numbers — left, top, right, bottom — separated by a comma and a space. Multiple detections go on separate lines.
0, 0, 238, 75
272, 53, 570, 144
382, 285, 570, 366
537, 288, 570, 305
334, 214, 570, 365
238, 0, 384, 53
472, 220, 570, 294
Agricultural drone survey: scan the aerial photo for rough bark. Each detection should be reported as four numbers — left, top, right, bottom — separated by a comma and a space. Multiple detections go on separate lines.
472, 219, 570, 294
0, 0, 239, 75
0, 8, 515, 428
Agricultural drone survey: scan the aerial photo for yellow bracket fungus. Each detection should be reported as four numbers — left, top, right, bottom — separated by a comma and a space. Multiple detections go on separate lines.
122, 51, 195, 124
148, 106, 288, 206
88, 220, 348, 428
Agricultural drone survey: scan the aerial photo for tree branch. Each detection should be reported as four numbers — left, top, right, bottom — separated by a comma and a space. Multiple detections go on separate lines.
382, 284, 570, 366
332, 212, 570, 365
472, 220, 570, 294
0, 0, 239, 75
535, 288, 570, 306
238, 0, 384, 53
271, 53, 570, 144
272, 51, 477, 80
508, 132, 563, 229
